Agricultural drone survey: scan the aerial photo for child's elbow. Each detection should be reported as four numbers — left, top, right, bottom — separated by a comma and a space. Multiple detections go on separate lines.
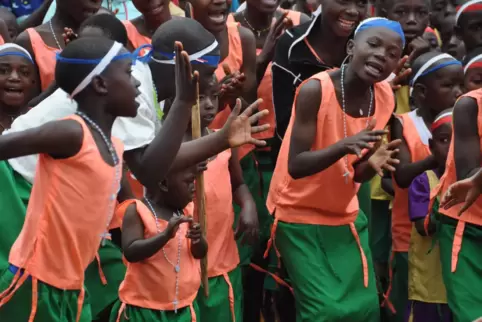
288, 162, 303, 180
123, 249, 142, 263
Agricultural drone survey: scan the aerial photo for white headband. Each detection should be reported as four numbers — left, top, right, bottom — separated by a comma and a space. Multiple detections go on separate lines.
70, 42, 123, 98
411, 53, 455, 86
464, 53, 482, 73
151, 40, 219, 65
455, 0, 482, 25
0, 43, 33, 61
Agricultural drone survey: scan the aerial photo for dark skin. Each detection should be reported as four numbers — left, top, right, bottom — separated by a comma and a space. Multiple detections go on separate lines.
122, 169, 207, 262
456, 10, 482, 53
16, 0, 103, 94
465, 65, 482, 91
430, 0, 457, 30
393, 61, 463, 188
288, 28, 403, 181
0, 8, 18, 40
0, 54, 37, 132
233, 0, 309, 85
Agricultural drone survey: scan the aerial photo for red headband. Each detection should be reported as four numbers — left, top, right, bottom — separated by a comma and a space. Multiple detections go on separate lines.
456, 3, 482, 13
431, 115, 452, 132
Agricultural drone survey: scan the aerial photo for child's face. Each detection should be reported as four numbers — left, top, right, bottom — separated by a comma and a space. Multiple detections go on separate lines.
246, 0, 281, 13
0, 11, 18, 39
384, 0, 430, 44
320, 0, 367, 38
431, 0, 457, 29
199, 75, 220, 128
58, 0, 102, 26
103, 51, 141, 118
349, 28, 403, 83
441, 18, 466, 60
189, 0, 230, 33
132, 0, 170, 16
429, 123, 452, 167
164, 168, 196, 209
464, 65, 482, 91
420, 64, 464, 113
456, 11, 482, 52
0, 55, 36, 109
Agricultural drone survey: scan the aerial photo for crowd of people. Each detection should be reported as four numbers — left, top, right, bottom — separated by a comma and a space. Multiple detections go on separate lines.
0, 0, 481, 322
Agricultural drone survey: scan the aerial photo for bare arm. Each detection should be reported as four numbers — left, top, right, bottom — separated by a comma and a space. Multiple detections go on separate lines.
239, 25, 258, 104
453, 97, 481, 181
16, 30, 41, 96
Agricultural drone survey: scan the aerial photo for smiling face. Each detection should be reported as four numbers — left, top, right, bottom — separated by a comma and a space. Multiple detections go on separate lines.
57, 0, 102, 26
132, 0, 170, 19
383, 0, 430, 44
189, 0, 230, 34
0, 54, 36, 110
246, 0, 281, 13
348, 27, 403, 83
320, 0, 368, 38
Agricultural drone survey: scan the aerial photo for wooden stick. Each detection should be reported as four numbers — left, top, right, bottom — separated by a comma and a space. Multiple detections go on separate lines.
191, 81, 209, 297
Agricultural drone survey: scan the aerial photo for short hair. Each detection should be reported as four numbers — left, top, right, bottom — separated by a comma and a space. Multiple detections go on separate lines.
410, 51, 455, 85
55, 37, 119, 96
381, 0, 430, 11
151, 17, 218, 58
79, 13, 128, 46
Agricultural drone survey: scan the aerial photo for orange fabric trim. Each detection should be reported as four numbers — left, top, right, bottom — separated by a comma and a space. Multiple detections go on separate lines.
249, 263, 294, 294
95, 253, 108, 285
190, 303, 197, 322
263, 218, 279, 267
381, 252, 397, 313
115, 302, 128, 322
303, 38, 323, 63
75, 287, 85, 322
222, 272, 236, 322
28, 278, 38, 322
0, 270, 28, 306
349, 223, 368, 288
451, 221, 465, 273
423, 213, 431, 237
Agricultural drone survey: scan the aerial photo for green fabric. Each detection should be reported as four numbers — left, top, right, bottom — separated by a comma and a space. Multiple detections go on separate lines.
0, 268, 92, 321
275, 211, 380, 322
233, 153, 270, 266
438, 216, 482, 322
85, 239, 126, 319
370, 200, 392, 264
0, 161, 32, 271
358, 182, 372, 226
196, 266, 243, 322
110, 300, 200, 322
387, 252, 408, 322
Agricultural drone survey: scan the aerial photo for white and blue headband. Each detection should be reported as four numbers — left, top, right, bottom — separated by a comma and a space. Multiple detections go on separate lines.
354, 17, 406, 48
0, 43, 34, 64
145, 39, 220, 67
410, 53, 461, 87
455, 0, 482, 26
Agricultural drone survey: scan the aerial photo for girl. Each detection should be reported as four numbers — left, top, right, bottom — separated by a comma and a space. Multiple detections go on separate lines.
407, 109, 453, 322
0, 44, 36, 133
15, 0, 102, 91
266, 18, 404, 321
110, 166, 207, 321
0, 37, 141, 322
463, 46, 482, 91
455, 0, 482, 56
389, 51, 463, 320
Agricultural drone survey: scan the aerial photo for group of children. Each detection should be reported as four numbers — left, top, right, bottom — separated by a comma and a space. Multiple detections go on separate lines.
0, 0, 481, 322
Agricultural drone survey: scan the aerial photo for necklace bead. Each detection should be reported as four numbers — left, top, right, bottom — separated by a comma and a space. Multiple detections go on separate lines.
49, 20, 63, 50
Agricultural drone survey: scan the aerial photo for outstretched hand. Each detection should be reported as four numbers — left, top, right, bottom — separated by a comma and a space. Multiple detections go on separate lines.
440, 177, 481, 216
221, 98, 270, 148
62, 27, 78, 44
389, 55, 412, 90
261, 11, 293, 62
368, 139, 401, 177
341, 119, 388, 158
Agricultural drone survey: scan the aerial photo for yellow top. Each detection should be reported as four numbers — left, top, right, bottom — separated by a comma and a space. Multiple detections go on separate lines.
170, 3, 185, 17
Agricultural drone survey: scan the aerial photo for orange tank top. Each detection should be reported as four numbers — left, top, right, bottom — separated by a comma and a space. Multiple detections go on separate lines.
391, 111, 431, 252
0, 35, 4, 45
118, 200, 201, 311
438, 90, 482, 225
266, 71, 394, 226
9, 115, 124, 290
123, 20, 152, 49
26, 28, 57, 91
202, 148, 239, 277
237, 10, 301, 159
209, 22, 244, 131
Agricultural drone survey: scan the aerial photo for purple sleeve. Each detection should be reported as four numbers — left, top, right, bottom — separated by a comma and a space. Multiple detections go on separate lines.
408, 173, 431, 221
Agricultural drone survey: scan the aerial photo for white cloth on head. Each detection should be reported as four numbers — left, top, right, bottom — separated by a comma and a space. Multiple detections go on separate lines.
5, 62, 159, 183
0, 43, 33, 61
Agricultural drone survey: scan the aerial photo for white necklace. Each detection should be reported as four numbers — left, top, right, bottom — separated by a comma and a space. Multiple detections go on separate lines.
76, 111, 121, 245
144, 198, 183, 313
340, 64, 374, 184
49, 20, 63, 50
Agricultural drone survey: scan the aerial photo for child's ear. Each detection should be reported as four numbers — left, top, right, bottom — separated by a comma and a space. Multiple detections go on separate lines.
159, 179, 169, 193
346, 39, 355, 57
413, 83, 427, 102
91, 75, 108, 95
428, 138, 434, 152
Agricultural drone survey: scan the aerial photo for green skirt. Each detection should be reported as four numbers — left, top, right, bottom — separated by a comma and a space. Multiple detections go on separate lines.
0, 267, 92, 321
439, 216, 482, 322
196, 267, 243, 322
275, 211, 380, 322
110, 300, 200, 322
387, 252, 408, 322
0, 161, 31, 271
84, 239, 126, 319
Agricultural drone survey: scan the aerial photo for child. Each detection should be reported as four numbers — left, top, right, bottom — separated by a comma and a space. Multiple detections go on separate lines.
407, 109, 453, 322
0, 7, 18, 39
110, 166, 207, 321
463, 46, 482, 91
15, 0, 102, 91
0, 44, 36, 133
455, 0, 482, 55
433, 87, 482, 321
266, 17, 404, 321
0, 37, 141, 322
389, 51, 463, 321
123, 0, 173, 51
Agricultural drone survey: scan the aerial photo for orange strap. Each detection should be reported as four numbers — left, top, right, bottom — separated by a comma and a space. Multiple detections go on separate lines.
349, 223, 368, 288
381, 252, 396, 314
95, 252, 108, 285
303, 38, 323, 63
264, 218, 281, 268
115, 302, 129, 321
190, 303, 197, 322
75, 287, 85, 322
222, 272, 236, 322
423, 213, 431, 236
249, 263, 294, 294
27, 278, 38, 322
451, 220, 465, 272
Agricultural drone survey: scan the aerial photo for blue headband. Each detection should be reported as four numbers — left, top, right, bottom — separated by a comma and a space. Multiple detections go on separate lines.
55, 44, 147, 66
0, 52, 34, 64
146, 40, 221, 67
410, 53, 461, 86
354, 17, 406, 48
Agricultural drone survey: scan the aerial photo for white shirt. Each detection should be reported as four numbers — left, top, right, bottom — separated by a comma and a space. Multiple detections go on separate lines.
5, 62, 159, 183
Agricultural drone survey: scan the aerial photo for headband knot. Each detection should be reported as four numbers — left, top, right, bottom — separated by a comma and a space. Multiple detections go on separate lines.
354, 17, 406, 48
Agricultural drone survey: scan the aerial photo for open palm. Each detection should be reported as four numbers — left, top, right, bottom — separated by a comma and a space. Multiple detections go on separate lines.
441, 178, 481, 216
